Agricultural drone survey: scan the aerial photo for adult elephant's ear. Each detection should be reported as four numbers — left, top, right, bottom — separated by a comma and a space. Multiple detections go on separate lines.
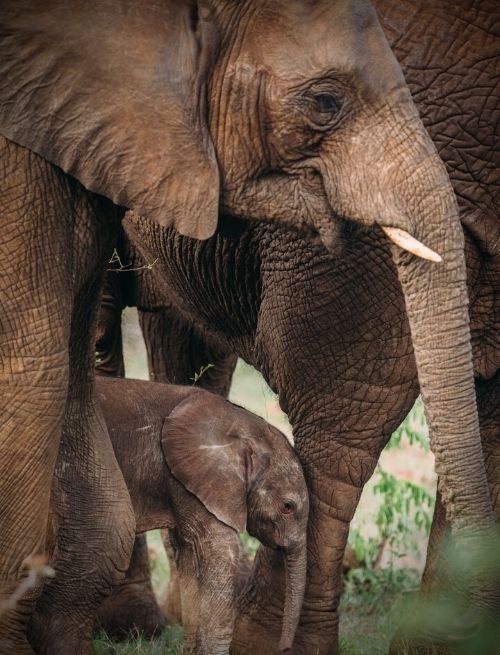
0, 0, 219, 239
161, 393, 268, 533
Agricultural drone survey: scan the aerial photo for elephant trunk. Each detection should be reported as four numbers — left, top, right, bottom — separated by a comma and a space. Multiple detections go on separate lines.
279, 541, 307, 652
386, 133, 498, 599
321, 95, 497, 554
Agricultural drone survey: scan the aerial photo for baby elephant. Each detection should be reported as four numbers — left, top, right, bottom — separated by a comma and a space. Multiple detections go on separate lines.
96, 376, 309, 654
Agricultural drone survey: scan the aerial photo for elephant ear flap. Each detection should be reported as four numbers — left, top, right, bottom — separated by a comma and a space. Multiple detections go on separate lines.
161, 393, 251, 532
0, 1, 219, 239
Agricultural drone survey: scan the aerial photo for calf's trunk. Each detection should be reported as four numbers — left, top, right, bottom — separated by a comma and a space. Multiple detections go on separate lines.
279, 543, 307, 651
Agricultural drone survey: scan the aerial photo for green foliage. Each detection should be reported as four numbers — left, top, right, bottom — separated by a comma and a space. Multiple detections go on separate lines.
373, 466, 434, 556
346, 398, 434, 596
396, 592, 500, 655
386, 397, 429, 451
349, 530, 380, 570
340, 576, 418, 655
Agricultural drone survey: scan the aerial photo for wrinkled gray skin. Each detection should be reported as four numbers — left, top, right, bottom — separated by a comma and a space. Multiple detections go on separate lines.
0, 1, 496, 654
94, 376, 308, 655
97, 1, 500, 652
100, 207, 499, 654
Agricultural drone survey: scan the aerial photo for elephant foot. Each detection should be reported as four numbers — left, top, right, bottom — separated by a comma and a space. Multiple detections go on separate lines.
28, 610, 95, 655
96, 578, 166, 639
231, 600, 339, 654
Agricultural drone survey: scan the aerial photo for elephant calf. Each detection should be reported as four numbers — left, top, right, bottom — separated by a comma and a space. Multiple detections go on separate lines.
95, 376, 309, 654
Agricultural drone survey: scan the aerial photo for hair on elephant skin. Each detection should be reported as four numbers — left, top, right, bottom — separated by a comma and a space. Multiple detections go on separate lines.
94, 376, 309, 654
0, 1, 497, 654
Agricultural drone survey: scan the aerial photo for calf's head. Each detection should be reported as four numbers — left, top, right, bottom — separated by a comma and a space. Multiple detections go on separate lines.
161, 391, 309, 651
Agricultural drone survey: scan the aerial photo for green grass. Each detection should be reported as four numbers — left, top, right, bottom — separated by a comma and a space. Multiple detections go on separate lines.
92, 583, 414, 655
94, 626, 184, 654
339, 569, 420, 655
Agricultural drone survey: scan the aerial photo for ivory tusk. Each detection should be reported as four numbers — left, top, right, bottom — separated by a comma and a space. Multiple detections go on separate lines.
382, 226, 442, 263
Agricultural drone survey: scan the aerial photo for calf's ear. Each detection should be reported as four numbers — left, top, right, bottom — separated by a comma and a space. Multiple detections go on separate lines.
0, 0, 219, 239
161, 394, 268, 532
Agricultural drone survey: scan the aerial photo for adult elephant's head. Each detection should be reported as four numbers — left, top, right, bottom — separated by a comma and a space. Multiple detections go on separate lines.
0, 0, 494, 580
205, 0, 496, 574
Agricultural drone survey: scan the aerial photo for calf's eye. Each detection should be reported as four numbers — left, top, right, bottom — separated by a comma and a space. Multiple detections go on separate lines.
282, 501, 296, 514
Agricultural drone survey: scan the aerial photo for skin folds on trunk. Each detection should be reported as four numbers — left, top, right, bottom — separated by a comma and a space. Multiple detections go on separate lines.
312, 67, 499, 629
279, 544, 307, 652
378, 122, 498, 607
393, 205, 497, 602
327, 90, 497, 541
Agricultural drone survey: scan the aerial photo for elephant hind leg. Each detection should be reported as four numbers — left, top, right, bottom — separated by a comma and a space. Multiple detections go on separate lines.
138, 307, 237, 395
96, 534, 166, 639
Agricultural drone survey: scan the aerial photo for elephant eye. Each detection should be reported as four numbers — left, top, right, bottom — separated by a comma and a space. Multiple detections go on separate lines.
282, 500, 296, 514
314, 92, 341, 115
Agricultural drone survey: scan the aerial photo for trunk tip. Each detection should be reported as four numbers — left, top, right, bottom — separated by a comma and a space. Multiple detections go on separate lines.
279, 633, 293, 651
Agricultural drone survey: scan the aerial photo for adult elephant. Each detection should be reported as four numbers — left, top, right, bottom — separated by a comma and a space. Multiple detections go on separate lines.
0, 0, 496, 654
96, 0, 500, 652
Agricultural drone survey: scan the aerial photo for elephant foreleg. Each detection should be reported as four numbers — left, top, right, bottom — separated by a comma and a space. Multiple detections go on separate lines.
161, 526, 253, 629
233, 228, 421, 654
0, 139, 71, 655
96, 533, 165, 638
28, 241, 135, 653
172, 500, 242, 655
